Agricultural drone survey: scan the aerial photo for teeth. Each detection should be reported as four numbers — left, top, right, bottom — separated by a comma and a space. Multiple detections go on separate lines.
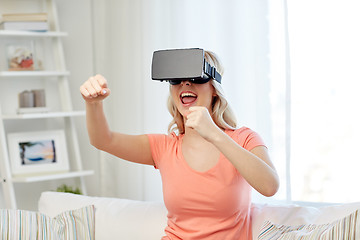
181, 92, 197, 98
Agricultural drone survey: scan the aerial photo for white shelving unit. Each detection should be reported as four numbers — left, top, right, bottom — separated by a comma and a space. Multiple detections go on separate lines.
0, 70, 70, 77
0, 0, 93, 209
0, 30, 68, 37
2, 111, 85, 120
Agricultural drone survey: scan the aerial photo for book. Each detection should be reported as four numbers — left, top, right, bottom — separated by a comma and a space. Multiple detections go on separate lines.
1, 13, 48, 22
0, 21, 48, 32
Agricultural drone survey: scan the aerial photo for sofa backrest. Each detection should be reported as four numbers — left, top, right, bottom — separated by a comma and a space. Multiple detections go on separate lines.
39, 191, 360, 240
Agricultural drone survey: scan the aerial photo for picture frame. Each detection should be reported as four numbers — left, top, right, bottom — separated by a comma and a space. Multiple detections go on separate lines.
7, 130, 69, 176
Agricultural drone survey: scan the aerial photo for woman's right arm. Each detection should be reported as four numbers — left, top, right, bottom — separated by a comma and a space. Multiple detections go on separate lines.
80, 74, 154, 166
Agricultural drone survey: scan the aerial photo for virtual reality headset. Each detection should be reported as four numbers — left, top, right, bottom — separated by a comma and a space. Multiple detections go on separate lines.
151, 48, 222, 85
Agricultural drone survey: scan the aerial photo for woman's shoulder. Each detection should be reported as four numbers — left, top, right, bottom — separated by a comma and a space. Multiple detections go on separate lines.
147, 132, 182, 144
146, 132, 182, 164
225, 126, 255, 137
225, 127, 265, 149
149, 131, 182, 138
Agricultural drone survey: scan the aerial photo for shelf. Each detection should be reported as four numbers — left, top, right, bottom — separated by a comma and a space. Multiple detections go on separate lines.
0, 71, 70, 78
0, 0, 91, 209
2, 110, 85, 120
11, 170, 94, 183
0, 30, 68, 37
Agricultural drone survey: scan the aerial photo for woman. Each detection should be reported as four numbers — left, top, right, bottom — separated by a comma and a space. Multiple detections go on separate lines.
80, 50, 279, 240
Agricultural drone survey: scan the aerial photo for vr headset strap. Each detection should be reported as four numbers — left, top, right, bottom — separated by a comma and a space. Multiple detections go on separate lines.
204, 61, 222, 84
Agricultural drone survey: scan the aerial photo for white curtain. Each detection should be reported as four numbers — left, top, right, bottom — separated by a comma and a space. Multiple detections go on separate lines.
269, 0, 360, 204
92, 0, 275, 202
286, 0, 360, 203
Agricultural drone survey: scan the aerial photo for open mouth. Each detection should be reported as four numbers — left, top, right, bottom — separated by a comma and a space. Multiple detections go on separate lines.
180, 91, 197, 105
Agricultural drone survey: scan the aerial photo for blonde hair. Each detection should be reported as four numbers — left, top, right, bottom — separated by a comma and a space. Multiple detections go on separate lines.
167, 50, 237, 134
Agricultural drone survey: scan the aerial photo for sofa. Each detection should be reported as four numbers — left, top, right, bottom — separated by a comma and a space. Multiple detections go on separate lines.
36, 191, 360, 239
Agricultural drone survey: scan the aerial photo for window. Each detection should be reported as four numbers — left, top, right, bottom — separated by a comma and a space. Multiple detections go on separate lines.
269, 0, 360, 203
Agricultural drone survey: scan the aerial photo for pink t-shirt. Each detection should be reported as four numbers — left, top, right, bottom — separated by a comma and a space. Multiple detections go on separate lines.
147, 127, 265, 240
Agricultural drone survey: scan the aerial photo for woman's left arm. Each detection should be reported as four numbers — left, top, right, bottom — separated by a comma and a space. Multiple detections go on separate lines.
186, 106, 279, 197
215, 139, 279, 197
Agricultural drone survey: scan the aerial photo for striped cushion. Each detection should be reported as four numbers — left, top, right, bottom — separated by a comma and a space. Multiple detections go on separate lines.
258, 209, 359, 240
0, 205, 95, 240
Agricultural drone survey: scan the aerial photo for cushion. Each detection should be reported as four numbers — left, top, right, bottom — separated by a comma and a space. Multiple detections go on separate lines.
251, 202, 360, 238
38, 191, 168, 240
0, 205, 95, 240
258, 209, 360, 239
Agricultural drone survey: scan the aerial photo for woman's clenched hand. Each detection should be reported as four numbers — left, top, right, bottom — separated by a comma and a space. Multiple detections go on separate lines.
80, 74, 110, 103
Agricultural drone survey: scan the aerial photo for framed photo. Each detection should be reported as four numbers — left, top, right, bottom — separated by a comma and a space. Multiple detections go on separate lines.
7, 40, 36, 71
7, 130, 69, 176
